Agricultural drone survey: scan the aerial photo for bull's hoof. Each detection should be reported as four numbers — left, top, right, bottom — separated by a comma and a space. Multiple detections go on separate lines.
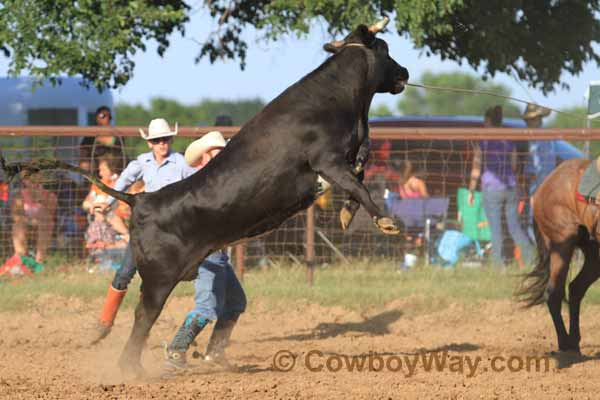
374, 217, 400, 235
340, 207, 355, 231
118, 354, 146, 379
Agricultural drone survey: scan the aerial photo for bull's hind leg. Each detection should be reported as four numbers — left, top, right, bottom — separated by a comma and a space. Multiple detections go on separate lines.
567, 239, 600, 353
547, 242, 576, 352
340, 169, 365, 230
119, 281, 175, 376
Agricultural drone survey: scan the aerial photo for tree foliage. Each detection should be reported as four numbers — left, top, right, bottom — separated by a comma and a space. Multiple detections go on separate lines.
397, 71, 521, 118
204, 0, 600, 94
368, 103, 393, 118
115, 97, 265, 154
1, 1, 599, 93
547, 106, 599, 129
0, 0, 189, 90
115, 97, 265, 126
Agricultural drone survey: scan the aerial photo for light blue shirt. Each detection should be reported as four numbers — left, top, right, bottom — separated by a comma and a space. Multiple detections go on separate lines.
109, 150, 196, 203
527, 140, 583, 194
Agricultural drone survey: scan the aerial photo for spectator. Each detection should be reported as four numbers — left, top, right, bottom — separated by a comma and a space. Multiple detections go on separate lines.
83, 153, 129, 242
523, 103, 553, 197
468, 105, 534, 268
397, 160, 428, 199
79, 106, 126, 174
364, 140, 401, 199
214, 114, 233, 126
9, 177, 57, 265
86, 205, 127, 251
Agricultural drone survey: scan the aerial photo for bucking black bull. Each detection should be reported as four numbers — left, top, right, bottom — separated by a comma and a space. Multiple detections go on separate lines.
1, 17, 408, 375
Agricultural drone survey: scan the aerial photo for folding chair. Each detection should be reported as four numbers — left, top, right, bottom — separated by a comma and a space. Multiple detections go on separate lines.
385, 194, 450, 265
456, 188, 491, 262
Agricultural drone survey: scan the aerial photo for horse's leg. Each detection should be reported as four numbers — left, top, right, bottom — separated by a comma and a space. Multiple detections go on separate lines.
567, 239, 600, 353
547, 242, 575, 352
118, 280, 175, 376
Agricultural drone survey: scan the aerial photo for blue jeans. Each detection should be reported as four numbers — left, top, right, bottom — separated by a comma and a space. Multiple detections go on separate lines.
189, 251, 246, 321
111, 244, 136, 290
482, 189, 534, 267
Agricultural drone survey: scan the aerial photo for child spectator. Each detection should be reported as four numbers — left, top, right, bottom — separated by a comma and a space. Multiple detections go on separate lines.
397, 160, 429, 199
83, 154, 129, 242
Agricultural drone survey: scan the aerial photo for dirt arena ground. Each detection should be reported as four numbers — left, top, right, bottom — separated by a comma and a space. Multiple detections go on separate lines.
2, 295, 600, 399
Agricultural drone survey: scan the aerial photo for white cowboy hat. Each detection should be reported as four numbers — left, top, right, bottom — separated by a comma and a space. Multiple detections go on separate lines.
139, 118, 178, 140
184, 131, 227, 167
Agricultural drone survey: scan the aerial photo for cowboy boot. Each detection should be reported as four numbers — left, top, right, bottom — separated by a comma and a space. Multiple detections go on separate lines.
203, 316, 239, 369
163, 314, 209, 373
90, 286, 127, 345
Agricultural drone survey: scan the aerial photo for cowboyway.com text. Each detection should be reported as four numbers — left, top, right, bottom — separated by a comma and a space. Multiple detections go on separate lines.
271, 350, 552, 377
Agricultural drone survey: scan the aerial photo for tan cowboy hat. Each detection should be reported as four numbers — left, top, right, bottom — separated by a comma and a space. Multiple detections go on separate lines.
184, 131, 227, 167
522, 103, 551, 120
139, 118, 178, 140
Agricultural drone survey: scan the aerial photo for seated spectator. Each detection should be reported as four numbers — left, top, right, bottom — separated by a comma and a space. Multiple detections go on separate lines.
364, 140, 402, 199
83, 154, 129, 242
397, 160, 429, 199
83, 156, 145, 272
86, 203, 127, 251
79, 106, 126, 174
9, 177, 57, 264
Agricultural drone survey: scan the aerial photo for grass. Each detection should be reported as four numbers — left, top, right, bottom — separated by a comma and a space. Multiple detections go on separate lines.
4, 258, 600, 314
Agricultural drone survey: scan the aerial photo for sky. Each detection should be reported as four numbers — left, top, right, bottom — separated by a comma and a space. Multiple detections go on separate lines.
2, 9, 599, 115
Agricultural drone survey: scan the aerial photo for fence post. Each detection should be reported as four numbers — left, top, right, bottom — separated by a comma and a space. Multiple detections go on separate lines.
305, 205, 315, 286
235, 243, 245, 282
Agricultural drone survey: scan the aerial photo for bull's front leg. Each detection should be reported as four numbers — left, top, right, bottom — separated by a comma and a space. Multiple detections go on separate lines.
310, 153, 400, 235
339, 139, 370, 230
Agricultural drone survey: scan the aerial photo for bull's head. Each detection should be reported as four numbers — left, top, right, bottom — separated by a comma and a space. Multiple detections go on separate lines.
324, 16, 409, 94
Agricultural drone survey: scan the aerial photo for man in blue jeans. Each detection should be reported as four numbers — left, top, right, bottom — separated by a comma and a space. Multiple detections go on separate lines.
468, 105, 534, 268
164, 131, 247, 372
90, 118, 196, 344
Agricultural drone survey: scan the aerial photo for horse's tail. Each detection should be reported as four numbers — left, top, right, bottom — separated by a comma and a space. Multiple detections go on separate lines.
0, 155, 135, 207
516, 219, 550, 307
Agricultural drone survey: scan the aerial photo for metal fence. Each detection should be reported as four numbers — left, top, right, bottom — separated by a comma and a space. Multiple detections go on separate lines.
0, 125, 598, 280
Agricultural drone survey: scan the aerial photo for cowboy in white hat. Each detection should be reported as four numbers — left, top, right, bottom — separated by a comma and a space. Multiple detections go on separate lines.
163, 130, 246, 373
90, 118, 197, 344
184, 130, 227, 167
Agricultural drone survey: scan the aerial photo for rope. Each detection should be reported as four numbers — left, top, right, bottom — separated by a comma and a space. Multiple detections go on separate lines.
405, 82, 588, 121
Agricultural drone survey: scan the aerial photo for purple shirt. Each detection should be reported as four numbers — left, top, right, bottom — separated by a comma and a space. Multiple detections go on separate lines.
480, 140, 517, 191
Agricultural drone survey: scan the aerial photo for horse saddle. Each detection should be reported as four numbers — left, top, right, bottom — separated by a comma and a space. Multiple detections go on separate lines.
577, 162, 600, 204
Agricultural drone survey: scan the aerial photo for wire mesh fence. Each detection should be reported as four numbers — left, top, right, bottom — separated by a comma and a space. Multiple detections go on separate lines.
0, 126, 595, 276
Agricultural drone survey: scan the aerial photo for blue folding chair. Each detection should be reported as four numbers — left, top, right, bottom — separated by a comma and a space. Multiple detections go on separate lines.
385, 194, 450, 265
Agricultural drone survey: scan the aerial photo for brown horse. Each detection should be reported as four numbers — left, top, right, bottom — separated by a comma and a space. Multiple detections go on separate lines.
520, 158, 600, 353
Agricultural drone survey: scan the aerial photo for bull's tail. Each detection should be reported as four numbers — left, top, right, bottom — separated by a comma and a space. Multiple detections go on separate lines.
516, 219, 550, 307
0, 155, 135, 207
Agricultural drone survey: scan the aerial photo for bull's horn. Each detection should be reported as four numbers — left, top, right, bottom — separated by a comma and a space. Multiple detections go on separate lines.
368, 16, 390, 33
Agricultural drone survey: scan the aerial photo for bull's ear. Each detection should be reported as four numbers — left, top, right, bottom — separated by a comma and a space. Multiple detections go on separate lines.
323, 40, 345, 53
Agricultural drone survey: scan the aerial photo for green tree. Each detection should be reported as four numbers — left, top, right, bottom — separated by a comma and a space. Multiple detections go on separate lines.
1, 1, 599, 92
0, 0, 189, 90
547, 106, 600, 157
397, 71, 521, 118
547, 106, 599, 129
115, 97, 265, 126
369, 104, 393, 118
